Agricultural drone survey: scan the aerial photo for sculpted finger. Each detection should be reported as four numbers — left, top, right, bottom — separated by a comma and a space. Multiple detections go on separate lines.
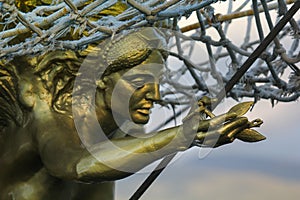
196, 129, 233, 148
198, 96, 218, 107
248, 118, 263, 128
197, 112, 237, 131
218, 117, 248, 136
195, 130, 220, 146
196, 127, 239, 148
196, 117, 247, 147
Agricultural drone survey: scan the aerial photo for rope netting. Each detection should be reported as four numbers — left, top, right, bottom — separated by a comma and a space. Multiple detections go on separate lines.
0, 0, 299, 104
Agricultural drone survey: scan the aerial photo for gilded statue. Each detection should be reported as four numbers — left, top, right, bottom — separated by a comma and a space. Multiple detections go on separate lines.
0, 27, 265, 200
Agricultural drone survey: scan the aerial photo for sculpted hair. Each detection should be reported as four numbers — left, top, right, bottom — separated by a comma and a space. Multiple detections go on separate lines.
32, 27, 168, 114
34, 50, 84, 114
0, 61, 26, 131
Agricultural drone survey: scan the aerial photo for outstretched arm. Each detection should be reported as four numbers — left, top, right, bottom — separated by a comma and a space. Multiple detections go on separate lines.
34, 111, 190, 182
34, 100, 264, 183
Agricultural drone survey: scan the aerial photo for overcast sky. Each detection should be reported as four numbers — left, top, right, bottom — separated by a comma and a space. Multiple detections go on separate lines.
116, 100, 300, 200
116, 2, 299, 199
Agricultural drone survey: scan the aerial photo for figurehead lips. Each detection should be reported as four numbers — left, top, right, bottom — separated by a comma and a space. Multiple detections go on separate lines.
136, 108, 151, 115
136, 103, 153, 115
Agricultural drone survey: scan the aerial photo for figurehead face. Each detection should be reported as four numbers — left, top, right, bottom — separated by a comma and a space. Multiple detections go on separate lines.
79, 27, 168, 125
100, 50, 165, 124
33, 27, 168, 126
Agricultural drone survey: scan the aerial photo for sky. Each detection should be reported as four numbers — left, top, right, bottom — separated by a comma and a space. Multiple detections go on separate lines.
116, 100, 300, 200
116, 1, 299, 199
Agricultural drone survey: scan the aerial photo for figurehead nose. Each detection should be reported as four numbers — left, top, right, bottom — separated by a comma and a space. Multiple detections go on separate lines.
145, 83, 160, 102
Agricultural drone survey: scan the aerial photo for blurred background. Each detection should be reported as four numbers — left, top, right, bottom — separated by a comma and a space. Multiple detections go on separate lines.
116, 100, 299, 200
116, 1, 299, 199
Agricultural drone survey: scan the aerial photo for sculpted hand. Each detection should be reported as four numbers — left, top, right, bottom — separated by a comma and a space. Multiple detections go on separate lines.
183, 98, 266, 148
195, 116, 264, 147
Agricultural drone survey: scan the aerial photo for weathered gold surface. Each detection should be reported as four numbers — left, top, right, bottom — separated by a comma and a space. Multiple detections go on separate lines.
0, 27, 264, 199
